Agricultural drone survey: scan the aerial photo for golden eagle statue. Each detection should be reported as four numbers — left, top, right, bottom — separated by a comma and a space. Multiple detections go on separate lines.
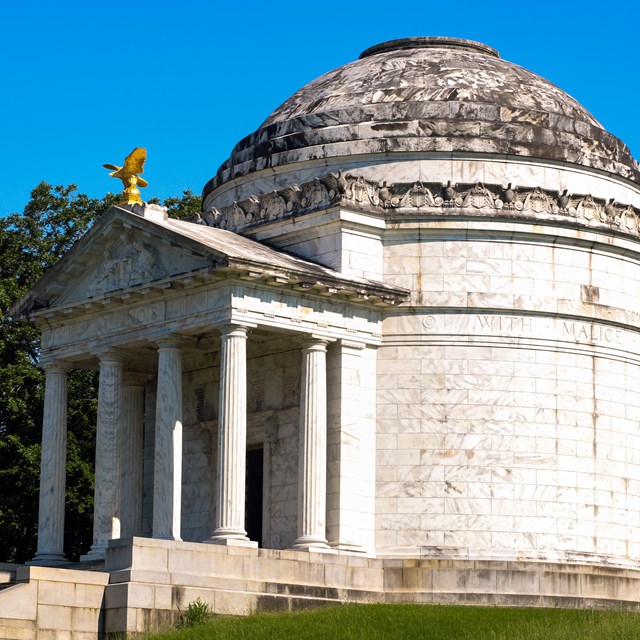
103, 147, 148, 205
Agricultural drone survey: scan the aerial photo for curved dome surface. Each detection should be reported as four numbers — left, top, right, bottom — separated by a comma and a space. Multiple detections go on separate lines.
266, 37, 598, 127
204, 37, 639, 200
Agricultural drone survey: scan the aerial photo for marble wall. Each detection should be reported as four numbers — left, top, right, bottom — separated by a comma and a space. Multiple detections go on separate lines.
375, 225, 640, 564
382, 224, 640, 317
248, 211, 385, 282
376, 340, 640, 561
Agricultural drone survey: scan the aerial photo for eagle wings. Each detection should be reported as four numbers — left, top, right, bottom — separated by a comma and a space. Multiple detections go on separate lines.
103, 147, 149, 188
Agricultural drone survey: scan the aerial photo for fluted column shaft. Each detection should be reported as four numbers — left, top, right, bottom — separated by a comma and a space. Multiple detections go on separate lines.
141, 380, 157, 537
293, 339, 330, 549
82, 353, 124, 561
210, 325, 253, 544
30, 364, 69, 565
153, 339, 183, 540
120, 375, 145, 538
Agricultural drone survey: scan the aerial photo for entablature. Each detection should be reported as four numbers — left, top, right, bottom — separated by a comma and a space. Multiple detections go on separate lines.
201, 171, 640, 242
39, 280, 389, 365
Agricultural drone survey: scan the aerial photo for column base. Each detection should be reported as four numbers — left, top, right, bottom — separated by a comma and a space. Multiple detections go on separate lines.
206, 537, 258, 548
79, 544, 107, 563
291, 535, 332, 551
328, 541, 368, 554
27, 552, 69, 567
207, 528, 258, 548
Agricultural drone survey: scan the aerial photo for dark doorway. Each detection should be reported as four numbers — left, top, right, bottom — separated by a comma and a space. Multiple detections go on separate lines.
245, 447, 264, 546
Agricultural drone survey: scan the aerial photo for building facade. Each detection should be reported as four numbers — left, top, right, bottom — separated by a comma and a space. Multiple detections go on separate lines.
4, 37, 640, 637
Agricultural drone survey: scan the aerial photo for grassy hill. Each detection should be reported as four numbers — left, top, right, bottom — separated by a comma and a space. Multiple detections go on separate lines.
147, 603, 640, 640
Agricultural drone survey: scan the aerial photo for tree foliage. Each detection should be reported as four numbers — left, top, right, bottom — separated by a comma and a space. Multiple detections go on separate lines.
0, 184, 201, 562
149, 189, 201, 221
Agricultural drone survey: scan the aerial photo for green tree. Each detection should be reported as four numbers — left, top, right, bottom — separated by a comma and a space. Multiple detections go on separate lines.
150, 189, 201, 221
0, 183, 201, 562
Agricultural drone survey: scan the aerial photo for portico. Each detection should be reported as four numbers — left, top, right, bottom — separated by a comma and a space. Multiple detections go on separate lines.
17, 203, 405, 563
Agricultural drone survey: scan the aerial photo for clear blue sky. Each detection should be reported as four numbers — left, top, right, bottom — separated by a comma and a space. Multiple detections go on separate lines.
1, 1, 638, 215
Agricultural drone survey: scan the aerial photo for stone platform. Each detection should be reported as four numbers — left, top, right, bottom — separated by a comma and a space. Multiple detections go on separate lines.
3, 538, 640, 638
0, 564, 109, 639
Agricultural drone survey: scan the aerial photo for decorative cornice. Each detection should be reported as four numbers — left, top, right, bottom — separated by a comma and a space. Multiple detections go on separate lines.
26, 254, 407, 324
197, 172, 640, 239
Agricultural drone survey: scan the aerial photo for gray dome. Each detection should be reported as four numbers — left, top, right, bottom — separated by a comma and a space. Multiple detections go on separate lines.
204, 37, 639, 200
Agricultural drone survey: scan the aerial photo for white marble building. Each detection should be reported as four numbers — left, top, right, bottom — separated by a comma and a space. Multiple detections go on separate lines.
4, 37, 640, 637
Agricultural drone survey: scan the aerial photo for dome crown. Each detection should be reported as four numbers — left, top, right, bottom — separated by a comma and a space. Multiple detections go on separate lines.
262, 37, 600, 129
204, 37, 639, 202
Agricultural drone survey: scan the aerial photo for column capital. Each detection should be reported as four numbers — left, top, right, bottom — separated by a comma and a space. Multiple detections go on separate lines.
40, 360, 72, 375
96, 348, 127, 365
155, 335, 185, 350
218, 324, 250, 339
298, 336, 330, 352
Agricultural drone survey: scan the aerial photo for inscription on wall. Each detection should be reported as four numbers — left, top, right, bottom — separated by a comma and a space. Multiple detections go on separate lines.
561, 321, 624, 345
474, 315, 533, 334
415, 313, 640, 353
473, 315, 624, 345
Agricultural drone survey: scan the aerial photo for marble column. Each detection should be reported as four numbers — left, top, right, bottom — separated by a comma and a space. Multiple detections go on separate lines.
209, 324, 255, 546
141, 380, 157, 537
152, 338, 183, 541
293, 339, 330, 550
29, 363, 69, 566
120, 374, 145, 538
82, 352, 124, 561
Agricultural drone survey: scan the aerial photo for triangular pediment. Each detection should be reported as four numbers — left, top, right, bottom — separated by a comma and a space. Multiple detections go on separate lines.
60, 227, 213, 305
13, 206, 227, 316
11, 204, 409, 321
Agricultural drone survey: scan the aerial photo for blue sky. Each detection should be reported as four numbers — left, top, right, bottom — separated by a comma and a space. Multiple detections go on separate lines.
1, 1, 638, 215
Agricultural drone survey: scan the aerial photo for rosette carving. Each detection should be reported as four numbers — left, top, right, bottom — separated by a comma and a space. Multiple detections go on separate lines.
197, 173, 640, 240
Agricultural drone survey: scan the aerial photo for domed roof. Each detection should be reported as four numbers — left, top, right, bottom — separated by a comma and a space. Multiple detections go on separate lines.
204, 37, 639, 200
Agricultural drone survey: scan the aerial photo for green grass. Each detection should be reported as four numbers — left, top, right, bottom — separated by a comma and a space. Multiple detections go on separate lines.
146, 603, 640, 640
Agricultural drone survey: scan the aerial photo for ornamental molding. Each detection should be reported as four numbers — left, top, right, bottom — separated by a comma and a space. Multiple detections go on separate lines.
196, 172, 640, 238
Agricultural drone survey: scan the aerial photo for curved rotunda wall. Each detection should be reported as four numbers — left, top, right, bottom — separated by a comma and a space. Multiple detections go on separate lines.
376, 219, 640, 565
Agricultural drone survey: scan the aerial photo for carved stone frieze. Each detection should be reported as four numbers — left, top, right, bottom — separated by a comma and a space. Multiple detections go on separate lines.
91, 240, 167, 295
199, 173, 640, 238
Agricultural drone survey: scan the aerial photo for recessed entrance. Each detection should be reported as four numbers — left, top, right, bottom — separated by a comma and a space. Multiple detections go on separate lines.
245, 447, 264, 546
